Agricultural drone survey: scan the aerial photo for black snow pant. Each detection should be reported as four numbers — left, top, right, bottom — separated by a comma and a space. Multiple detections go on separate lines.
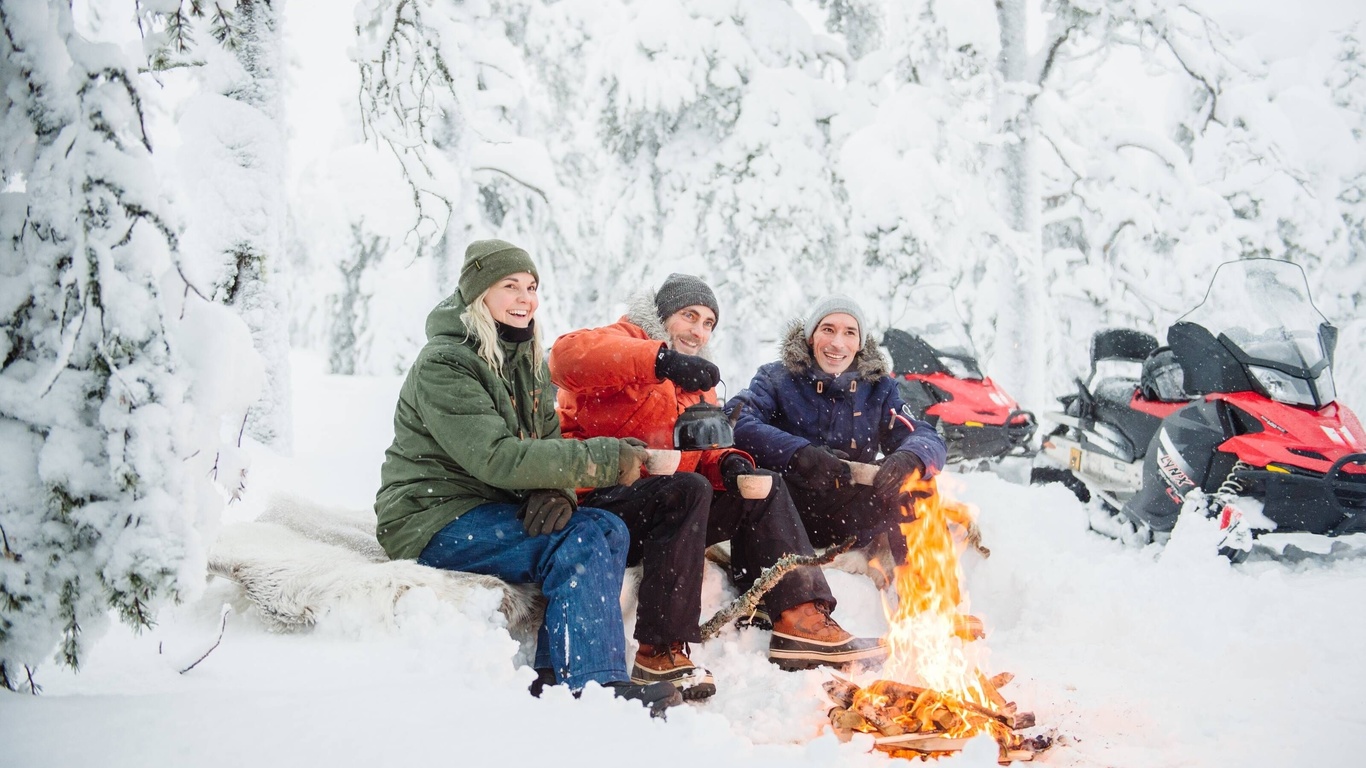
787, 481, 910, 565
581, 469, 835, 646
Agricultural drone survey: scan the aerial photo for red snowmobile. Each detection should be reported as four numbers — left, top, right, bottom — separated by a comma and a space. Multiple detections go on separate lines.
881, 291, 1037, 467
1041, 259, 1366, 559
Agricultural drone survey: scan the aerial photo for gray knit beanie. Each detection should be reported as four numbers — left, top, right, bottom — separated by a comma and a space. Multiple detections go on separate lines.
805, 295, 866, 340
458, 239, 539, 303
654, 273, 720, 325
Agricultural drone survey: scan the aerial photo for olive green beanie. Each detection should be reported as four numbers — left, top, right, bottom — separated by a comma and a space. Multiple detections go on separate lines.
458, 239, 539, 303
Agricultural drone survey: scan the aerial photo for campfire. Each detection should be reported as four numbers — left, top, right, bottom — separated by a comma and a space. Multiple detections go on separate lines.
823, 473, 1051, 762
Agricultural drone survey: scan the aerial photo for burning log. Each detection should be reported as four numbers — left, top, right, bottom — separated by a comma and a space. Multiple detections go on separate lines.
977, 671, 1009, 710
857, 701, 906, 736
823, 676, 1048, 763
976, 670, 1036, 730
880, 733, 972, 756
823, 678, 861, 709
828, 707, 867, 742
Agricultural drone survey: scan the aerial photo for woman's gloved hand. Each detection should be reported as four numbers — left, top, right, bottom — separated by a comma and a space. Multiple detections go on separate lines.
520, 490, 575, 536
618, 437, 649, 486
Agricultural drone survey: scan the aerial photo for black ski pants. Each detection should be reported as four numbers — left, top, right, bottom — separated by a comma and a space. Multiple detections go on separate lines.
787, 481, 910, 565
581, 469, 835, 646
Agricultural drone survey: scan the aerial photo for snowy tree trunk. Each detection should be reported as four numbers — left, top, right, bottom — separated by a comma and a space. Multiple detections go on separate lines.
992, 0, 1047, 409
328, 222, 386, 375
217, 0, 292, 452
0, 0, 202, 688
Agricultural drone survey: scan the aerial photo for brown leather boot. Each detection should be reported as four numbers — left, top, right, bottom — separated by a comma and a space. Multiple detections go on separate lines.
631, 642, 716, 700
769, 601, 887, 671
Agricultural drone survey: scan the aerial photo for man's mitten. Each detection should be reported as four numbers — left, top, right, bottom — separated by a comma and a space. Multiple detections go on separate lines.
719, 453, 755, 494
873, 450, 928, 510
785, 445, 852, 493
655, 346, 721, 392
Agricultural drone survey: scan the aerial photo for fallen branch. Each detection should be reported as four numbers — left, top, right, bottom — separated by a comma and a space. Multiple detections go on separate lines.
699, 537, 856, 639
180, 605, 232, 674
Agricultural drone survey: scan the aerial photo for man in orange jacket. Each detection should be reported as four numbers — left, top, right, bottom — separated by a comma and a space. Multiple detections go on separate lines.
550, 274, 886, 700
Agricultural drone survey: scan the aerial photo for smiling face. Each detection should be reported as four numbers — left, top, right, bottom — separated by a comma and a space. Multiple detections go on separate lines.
663, 304, 716, 356
810, 312, 860, 375
481, 272, 539, 328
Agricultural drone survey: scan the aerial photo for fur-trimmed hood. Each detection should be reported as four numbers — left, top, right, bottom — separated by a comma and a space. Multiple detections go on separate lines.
779, 319, 889, 381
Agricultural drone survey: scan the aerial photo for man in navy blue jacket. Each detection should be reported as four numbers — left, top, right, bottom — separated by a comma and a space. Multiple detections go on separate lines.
727, 295, 947, 569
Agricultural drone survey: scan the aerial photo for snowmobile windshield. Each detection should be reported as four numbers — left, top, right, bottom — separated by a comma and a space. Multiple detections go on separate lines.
1179, 259, 1336, 407
891, 288, 984, 380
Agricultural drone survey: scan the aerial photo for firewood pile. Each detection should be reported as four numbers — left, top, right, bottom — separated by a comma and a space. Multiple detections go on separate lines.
823, 675, 1051, 763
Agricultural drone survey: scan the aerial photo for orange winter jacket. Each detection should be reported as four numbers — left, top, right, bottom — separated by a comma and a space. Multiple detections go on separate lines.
550, 300, 751, 492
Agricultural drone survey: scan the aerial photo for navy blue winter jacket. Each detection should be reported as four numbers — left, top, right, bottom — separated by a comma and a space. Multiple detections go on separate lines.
727, 322, 946, 476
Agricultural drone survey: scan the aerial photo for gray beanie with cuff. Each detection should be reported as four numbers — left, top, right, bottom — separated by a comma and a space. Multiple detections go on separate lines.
804, 294, 867, 340
654, 273, 720, 325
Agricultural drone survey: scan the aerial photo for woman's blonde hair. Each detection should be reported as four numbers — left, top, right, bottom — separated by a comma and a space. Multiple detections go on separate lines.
461, 291, 546, 379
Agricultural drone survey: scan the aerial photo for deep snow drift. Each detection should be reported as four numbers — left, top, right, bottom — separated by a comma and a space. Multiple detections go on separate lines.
3, 356, 1364, 768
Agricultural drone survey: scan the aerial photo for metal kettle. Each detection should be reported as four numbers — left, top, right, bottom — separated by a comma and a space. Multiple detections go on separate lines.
673, 402, 735, 450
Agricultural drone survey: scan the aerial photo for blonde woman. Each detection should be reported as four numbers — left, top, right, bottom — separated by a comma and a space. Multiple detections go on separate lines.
375, 239, 678, 713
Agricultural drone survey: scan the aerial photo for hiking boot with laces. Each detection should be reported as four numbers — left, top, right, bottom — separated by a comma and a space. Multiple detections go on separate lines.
631, 642, 717, 700
768, 601, 887, 671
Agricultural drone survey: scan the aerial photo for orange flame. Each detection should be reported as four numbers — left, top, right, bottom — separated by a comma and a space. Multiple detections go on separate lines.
869, 470, 997, 738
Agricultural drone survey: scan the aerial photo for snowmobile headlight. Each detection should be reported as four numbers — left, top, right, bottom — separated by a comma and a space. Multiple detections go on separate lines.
1248, 365, 1316, 407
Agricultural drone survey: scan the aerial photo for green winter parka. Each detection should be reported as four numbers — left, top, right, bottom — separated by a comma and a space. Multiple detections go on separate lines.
375, 293, 623, 560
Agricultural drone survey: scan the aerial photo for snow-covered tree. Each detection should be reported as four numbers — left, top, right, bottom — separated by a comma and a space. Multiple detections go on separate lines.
512, 0, 862, 377
148, 0, 293, 452
832, 1, 1026, 366
334, 0, 1365, 407
0, 0, 234, 691
1013, 2, 1366, 402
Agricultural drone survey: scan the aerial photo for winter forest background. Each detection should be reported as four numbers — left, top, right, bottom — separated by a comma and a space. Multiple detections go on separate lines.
3, 0, 1366, 689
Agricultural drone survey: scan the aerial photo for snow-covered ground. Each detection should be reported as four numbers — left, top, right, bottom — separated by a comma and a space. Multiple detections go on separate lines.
4, 355, 1364, 768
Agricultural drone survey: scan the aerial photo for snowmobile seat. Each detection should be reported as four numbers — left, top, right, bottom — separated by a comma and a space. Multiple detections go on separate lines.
1087, 328, 1159, 384
1093, 376, 1140, 407
1140, 347, 1191, 403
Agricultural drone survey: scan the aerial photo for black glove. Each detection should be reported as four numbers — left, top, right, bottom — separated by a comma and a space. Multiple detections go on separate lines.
719, 453, 755, 494
519, 490, 575, 537
655, 346, 721, 392
785, 445, 852, 493
873, 451, 928, 510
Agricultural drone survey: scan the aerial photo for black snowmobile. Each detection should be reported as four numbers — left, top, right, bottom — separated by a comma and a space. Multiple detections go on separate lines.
1040, 259, 1366, 559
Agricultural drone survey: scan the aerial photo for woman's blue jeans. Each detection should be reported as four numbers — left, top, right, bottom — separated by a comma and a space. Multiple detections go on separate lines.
417, 502, 630, 689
